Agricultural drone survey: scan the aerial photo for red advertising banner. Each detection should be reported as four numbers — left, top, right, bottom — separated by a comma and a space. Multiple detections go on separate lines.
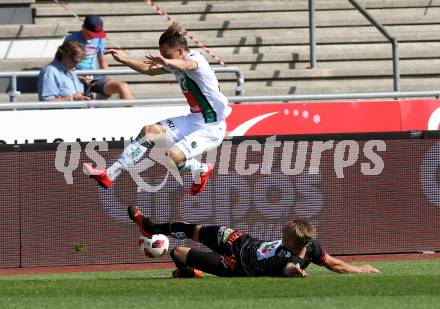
400, 100, 440, 131
2, 99, 439, 144
227, 100, 440, 136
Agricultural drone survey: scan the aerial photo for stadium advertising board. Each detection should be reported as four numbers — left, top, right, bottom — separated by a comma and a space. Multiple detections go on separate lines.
0, 100, 439, 144
1, 134, 439, 268
0, 105, 190, 144
227, 100, 440, 135
400, 99, 440, 131
227, 101, 401, 135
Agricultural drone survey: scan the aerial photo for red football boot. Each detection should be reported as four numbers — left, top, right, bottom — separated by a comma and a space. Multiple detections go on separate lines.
127, 206, 152, 237
83, 163, 112, 188
172, 268, 204, 278
190, 164, 213, 196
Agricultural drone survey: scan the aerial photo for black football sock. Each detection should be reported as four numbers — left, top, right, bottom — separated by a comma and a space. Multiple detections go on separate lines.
169, 222, 197, 239
144, 222, 197, 239
143, 221, 194, 238
170, 249, 195, 277
143, 222, 170, 235
135, 133, 155, 148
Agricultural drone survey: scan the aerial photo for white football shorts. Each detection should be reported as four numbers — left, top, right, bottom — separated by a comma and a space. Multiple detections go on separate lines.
160, 113, 227, 160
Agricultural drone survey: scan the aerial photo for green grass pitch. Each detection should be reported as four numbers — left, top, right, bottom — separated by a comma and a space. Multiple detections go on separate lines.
1, 259, 440, 309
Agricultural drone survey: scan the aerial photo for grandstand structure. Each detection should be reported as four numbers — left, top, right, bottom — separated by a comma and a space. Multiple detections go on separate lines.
1, 0, 440, 102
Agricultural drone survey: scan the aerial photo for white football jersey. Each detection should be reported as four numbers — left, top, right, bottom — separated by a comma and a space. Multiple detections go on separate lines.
162, 50, 231, 123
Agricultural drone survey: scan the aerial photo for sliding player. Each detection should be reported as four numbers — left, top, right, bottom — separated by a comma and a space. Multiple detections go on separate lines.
128, 206, 380, 278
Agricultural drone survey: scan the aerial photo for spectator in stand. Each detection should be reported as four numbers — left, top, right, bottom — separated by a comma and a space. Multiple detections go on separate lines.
64, 15, 133, 100
37, 40, 91, 101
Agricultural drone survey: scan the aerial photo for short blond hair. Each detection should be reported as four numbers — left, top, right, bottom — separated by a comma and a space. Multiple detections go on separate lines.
159, 23, 189, 50
282, 219, 316, 247
55, 40, 86, 62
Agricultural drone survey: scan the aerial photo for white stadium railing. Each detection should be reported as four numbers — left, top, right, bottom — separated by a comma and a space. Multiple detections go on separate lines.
1, 91, 440, 111
0, 66, 245, 102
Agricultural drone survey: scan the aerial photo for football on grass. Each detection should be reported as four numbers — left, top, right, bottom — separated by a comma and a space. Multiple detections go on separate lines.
139, 234, 169, 258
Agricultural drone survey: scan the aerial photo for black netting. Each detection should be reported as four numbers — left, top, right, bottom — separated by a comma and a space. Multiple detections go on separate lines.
1, 135, 439, 268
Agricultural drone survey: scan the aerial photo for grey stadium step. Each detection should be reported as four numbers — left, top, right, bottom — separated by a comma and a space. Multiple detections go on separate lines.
1, 0, 438, 102
4, 76, 440, 103
2, 1, 35, 4
127, 77, 440, 98
29, 8, 440, 35
111, 42, 440, 64
0, 24, 67, 39
32, 0, 440, 16
33, 7, 440, 31
2, 56, 439, 94
2, 41, 440, 72
103, 58, 440, 82
95, 25, 440, 50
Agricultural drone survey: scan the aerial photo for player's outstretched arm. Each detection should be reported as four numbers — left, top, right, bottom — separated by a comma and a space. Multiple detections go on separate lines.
104, 49, 165, 76
323, 254, 380, 274
145, 54, 197, 71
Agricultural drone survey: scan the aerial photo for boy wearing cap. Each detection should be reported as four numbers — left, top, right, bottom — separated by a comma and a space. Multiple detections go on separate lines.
64, 15, 133, 99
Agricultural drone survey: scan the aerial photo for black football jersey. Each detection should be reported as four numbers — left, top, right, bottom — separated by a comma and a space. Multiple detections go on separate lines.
234, 236, 326, 276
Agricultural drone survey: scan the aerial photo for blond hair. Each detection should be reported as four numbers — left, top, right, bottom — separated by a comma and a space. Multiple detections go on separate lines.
55, 40, 86, 62
282, 219, 316, 248
159, 23, 188, 50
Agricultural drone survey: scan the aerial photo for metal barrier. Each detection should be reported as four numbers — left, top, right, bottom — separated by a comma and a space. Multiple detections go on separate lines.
348, 0, 400, 92
0, 66, 245, 102
2, 90, 440, 111
308, 0, 400, 91
308, 0, 317, 69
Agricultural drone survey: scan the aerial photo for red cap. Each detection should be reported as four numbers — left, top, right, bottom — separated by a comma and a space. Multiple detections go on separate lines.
83, 15, 106, 38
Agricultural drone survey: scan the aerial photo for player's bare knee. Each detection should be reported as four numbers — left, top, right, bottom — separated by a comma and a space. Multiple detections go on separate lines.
139, 125, 149, 137
167, 149, 180, 165
172, 246, 190, 263
168, 147, 187, 167
140, 124, 161, 137
192, 225, 202, 242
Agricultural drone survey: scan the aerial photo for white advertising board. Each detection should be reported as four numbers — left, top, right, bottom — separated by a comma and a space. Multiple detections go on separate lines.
0, 105, 190, 144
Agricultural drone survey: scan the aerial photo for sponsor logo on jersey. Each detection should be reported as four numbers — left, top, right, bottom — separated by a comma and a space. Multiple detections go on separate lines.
166, 119, 176, 131
220, 227, 234, 244
171, 232, 186, 239
256, 240, 282, 260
